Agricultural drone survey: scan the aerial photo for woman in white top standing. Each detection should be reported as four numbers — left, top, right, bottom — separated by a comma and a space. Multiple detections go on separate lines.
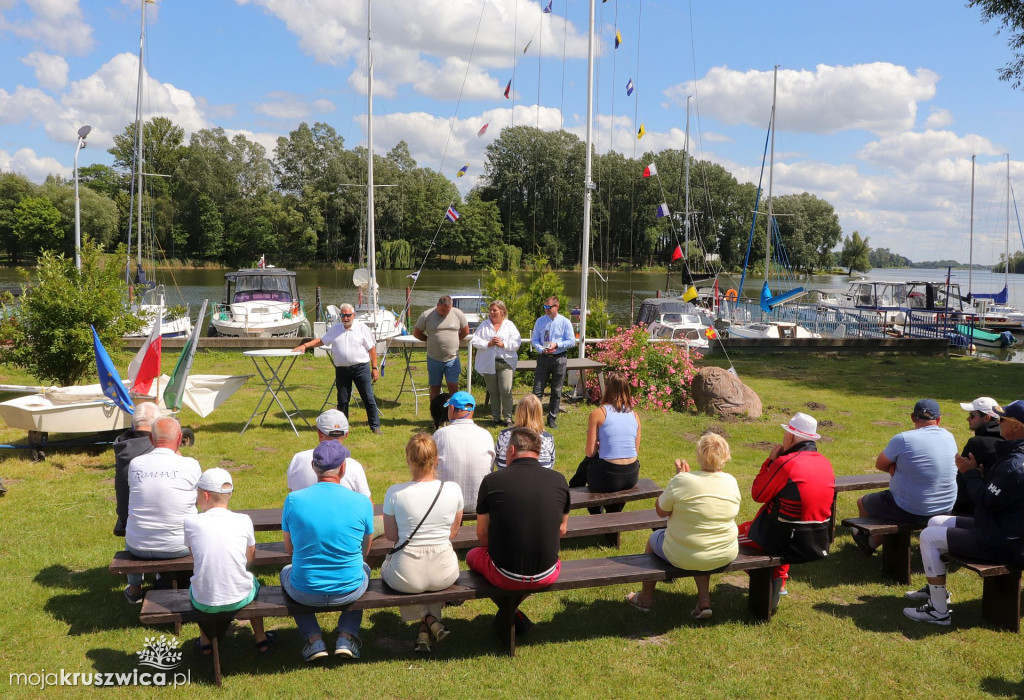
471, 300, 522, 425
381, 433, 464, 653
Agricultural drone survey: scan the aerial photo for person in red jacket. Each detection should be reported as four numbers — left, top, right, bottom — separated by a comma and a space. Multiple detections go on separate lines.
738, 412, 836, 609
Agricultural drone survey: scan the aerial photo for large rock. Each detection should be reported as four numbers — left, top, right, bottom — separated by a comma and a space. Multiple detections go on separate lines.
691, 366, 762, 419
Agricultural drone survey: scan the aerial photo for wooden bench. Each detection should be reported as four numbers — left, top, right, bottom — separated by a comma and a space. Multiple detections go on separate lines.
828, 473, 891, 540
841, 516, 920, 585
139, 546, 781, 685
941, 553, 1023, 632
238, 478, 665, 532
110, 509, 668, 579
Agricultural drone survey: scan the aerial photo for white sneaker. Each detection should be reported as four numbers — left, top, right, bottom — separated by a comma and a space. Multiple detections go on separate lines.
903, 601, 951, 626
904, 585, 951, 604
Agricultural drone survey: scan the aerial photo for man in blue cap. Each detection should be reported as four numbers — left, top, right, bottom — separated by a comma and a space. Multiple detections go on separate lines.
852, 398, 957, 556
434, 391, 495, 514
904, 399, 1024, 625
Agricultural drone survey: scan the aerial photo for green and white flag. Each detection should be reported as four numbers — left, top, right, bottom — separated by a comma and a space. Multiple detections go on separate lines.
164, 299, 207, 411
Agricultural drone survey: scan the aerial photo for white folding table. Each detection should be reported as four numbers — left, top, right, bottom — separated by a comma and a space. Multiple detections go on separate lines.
241, 349, 310, 436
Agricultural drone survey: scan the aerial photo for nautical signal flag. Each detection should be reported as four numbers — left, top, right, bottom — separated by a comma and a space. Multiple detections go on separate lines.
670, 244, 683, 262
657, 203, 670, 218
705, 326, 718, 339
504, 80, 511, 99
682, 286, 699, 302
626, 78, 634, 96
615, 29, 622, 48
478, 122, 489, 137
543, 0, 552, 12
457, 164, 468, 178
445, 206, 460, 223
642, 162, 657, 178
523, 38, 533, 54
637, 123, 646, 139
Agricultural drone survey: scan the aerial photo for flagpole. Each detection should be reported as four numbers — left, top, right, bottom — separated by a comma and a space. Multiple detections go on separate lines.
366, 0, 378, 329
578, 0, 595, 359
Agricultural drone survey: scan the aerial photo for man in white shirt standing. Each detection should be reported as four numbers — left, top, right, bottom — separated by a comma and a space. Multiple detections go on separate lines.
293, 302, 381, 435
124, 416, 202, 603
434, 391, 495, 514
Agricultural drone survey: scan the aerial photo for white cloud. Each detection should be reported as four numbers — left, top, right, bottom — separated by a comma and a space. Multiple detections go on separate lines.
223, 128, 282, 157
252, 91, 336, 120
0, 147, 69, 181
0, 85, 58, 125
666, 63, 939, 136
857, 130, 1000, 173
924, 108, 953, 129
20, 51, 68, 90
0, 0, 94, 54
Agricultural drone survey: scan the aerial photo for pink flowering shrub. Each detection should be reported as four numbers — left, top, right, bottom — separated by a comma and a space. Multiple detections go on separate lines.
586, 326, 701, 412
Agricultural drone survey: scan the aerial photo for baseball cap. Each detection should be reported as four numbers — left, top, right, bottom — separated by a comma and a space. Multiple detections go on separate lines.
781, 412, 821, 441
959, 397, 1000, 418
197, 467, 234, 494
312, 440, 350, 471
316, 409, 349, 436
995, 400, 1024, 424
912, 399, 941, 420
444, 391, 476, 410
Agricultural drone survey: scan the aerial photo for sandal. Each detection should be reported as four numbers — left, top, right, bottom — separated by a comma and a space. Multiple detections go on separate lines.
256, 631, 277, 654
194, 639, 213, 656
414, 628, 431, 653
426, 615, 450, 643
625, 591, 652, 613
690, 606, 713, 620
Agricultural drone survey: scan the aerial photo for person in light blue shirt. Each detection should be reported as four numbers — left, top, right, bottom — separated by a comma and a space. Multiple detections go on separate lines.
530, 295, 577, 429
851, 399, 957, 556
281, 441, 374, 663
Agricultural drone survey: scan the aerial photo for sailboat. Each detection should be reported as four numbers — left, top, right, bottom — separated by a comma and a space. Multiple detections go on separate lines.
124, 0, 192, 340
349, 0, 403, 354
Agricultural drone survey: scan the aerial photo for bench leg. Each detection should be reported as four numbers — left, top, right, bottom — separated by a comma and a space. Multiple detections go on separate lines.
197, 621, 223, 686
600, 532, 622, 549
495, 594, 527, 657
981, 572, 1022, 633
748, 568, 774, 621
171, 578, 182, 637
827, 494, 839, 543
880, 531, 912, 585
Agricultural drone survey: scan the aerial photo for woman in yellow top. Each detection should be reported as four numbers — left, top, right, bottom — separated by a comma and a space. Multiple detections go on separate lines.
624, 433, 740, 619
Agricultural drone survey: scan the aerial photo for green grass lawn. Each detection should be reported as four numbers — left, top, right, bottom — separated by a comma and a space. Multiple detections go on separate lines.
1, 349, 1023, 698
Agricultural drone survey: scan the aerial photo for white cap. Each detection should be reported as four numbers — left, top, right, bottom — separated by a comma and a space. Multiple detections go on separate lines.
781, 412, 821, 441
316, 409, 349, 435
959, 397, 1000, 418
197, 468, 233, 494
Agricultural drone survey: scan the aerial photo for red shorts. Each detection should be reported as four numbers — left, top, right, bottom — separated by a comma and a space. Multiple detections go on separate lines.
466, 547, 561, 591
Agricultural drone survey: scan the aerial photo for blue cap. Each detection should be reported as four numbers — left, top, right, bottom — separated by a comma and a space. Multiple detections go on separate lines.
996, 400, 1024, 423
913, 399, 941, 420
444, 391, 476, 410
312, 440, 350, 471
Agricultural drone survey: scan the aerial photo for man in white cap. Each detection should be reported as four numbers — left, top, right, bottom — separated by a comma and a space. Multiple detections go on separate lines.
738, 412, 835, 609
286, 409, 371, 497
952, 397, 1004, 515
183, 468, 271, 654
434, 391, 495, 514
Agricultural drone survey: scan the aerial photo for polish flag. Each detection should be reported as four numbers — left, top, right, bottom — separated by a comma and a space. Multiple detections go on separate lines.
643, 163, 657, 178
128, 308, 162, 395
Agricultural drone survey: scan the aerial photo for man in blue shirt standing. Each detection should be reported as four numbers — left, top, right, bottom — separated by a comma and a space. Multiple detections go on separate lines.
851, 398, 957, 556
530, 296, 577, 429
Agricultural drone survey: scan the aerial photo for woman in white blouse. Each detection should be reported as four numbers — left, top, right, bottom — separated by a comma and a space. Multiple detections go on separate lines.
471, 300, 522, 425
381, 433, 464, 653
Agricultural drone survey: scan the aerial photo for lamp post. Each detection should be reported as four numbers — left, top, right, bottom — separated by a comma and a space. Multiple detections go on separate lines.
73, 124, 92, 271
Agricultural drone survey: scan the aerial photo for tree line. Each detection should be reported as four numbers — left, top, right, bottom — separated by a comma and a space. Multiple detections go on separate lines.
0, 117, 920, 274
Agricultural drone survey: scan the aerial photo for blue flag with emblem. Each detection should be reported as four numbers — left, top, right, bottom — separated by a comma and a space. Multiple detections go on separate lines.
92, 325, 134, 415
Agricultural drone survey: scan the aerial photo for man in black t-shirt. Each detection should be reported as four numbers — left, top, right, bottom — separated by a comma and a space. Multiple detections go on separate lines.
466, 427, 569, 638
952, 396, 1004, 515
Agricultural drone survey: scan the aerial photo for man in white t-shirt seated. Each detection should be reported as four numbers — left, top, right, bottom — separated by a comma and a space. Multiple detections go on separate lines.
124, 416, 202, 603
183, 468, 272, 655
286, 410, 371, 496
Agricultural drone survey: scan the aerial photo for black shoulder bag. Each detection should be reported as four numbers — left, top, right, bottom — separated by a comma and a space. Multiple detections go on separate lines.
388, 481, 446, 555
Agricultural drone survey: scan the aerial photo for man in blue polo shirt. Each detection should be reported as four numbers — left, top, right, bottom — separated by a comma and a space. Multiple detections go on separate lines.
280, 441, 374, 662
852, 398, 957, 555
530, 295, 576, 429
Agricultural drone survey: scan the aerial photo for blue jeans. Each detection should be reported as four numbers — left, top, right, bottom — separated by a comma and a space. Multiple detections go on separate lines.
334, 362, 380, 430
280, 563, 370, 642
426, 356, 460, 386
125, 544, 191, 587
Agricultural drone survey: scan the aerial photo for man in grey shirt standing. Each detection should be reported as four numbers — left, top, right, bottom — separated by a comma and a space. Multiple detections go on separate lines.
413, 295, 470, 401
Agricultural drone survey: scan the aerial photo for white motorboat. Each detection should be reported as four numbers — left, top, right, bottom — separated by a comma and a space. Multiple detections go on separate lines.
208, 266, 311, 338
451, 293, 487, 330
634, 298, 712, 349
727, 321, 820, 340
128, 285, 192, 339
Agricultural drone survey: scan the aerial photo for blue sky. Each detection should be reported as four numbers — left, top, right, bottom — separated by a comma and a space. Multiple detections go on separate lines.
2, 0, 1024, 264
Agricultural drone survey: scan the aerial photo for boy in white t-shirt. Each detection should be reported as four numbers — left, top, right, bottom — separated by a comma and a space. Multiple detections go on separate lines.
183, 468, 272, 654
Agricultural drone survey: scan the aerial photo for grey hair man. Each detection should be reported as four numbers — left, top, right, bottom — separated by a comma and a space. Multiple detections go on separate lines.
113, 401, 162, 536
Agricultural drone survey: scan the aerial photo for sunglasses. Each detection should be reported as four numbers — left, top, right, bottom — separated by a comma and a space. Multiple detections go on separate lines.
968, 412, 981, 419
340, 313, 354, 318
543, 304, 557, 310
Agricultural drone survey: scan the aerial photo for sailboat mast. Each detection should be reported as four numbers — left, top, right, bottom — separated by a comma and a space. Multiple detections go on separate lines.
969, 154, 975, 295
1007, 153, 1011, 292
684, 96, 691, 265
764, 66, 778, 278
134, 0, 146, 273
366, 0, 378, 320
577, 0, 595, 358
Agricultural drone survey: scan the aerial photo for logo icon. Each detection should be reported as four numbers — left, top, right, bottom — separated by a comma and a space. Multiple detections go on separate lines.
136, 635, 182, 671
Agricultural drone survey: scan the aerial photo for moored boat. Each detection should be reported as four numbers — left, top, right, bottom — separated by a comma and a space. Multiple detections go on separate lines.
208, 266, 310, 338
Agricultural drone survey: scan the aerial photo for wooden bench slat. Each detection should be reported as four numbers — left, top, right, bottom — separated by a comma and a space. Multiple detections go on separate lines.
942, 553, 1016, 577
834, 473, 890, 493
111, 509, 669, 575
840, 516, 912, 537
